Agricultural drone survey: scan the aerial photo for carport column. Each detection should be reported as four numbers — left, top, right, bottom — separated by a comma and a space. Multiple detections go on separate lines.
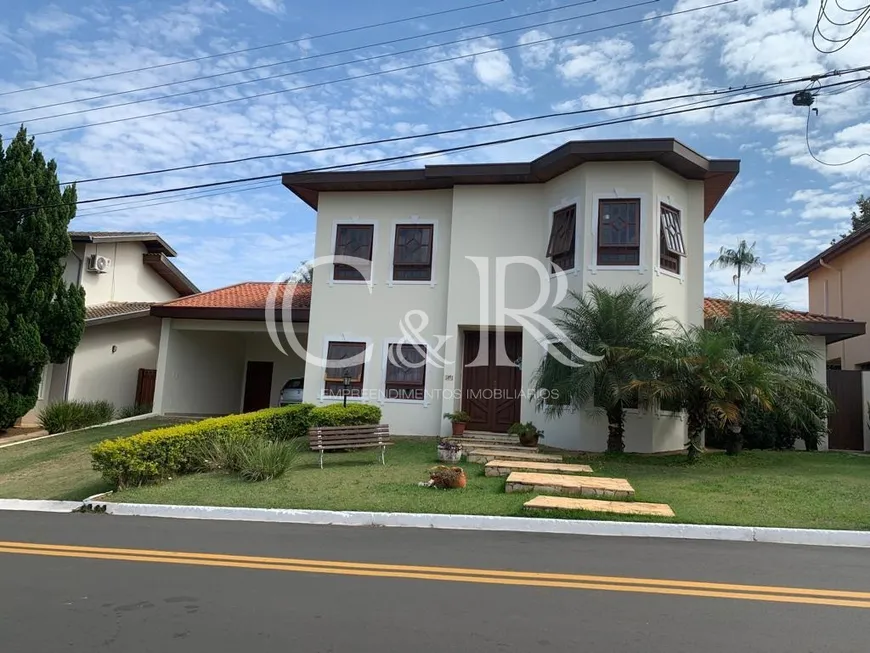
152, 318, 173, 415
863, 371, 870, 452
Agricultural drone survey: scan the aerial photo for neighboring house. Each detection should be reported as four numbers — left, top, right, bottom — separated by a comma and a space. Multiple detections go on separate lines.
785, 227, 870, 452
19, 232, 199, 426
785, 225, 870, 369
150, 138, 741, 452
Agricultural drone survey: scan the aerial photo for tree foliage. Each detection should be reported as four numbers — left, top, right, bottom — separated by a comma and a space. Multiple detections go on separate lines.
533, 285, 668, 453
709, 240, 765, 302
0, 127, 85, 429
838, 194, 870, 239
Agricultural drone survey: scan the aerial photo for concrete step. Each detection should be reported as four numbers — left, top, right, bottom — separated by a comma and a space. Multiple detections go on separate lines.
450, 433, 521, 446
505, 472, 634, 500
454, 442, 538, 454
484, 460, 593, 477
466, 450, 562, 464
524, 495, 674, 517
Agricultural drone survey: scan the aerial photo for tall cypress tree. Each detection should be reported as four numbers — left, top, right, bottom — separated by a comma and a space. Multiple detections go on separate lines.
0, 127, 86, 429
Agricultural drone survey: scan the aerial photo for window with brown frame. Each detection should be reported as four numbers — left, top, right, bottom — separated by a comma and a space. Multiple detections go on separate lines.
546, 204, 576, 272
323, 341, 366, 396
393, 224, 433, 281
384, 343, 427, 400
333, 224, 374, 281
659, 204, 685, 274
597, 199, 640, 266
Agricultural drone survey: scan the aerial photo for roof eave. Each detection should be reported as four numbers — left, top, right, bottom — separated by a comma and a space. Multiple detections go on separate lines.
150, 305, 310, 322
143, 253, 200, 296
792, 320, 867, 344
85, 310, 153, 327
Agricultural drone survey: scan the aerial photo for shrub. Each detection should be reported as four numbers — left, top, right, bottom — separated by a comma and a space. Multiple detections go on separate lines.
39, 400, 115, 434
309, 403, 381, 427
92, 403, 315, 488
117, 403, 153, 419
193, 429, 258, 473
237, 439, 300, 482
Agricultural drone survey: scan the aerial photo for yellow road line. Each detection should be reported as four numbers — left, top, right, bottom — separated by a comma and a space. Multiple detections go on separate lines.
1, 540, 868, 602
2, 545, 870, 609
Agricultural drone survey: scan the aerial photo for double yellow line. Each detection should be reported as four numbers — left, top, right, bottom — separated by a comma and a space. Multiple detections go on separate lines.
1, 540, 868, 609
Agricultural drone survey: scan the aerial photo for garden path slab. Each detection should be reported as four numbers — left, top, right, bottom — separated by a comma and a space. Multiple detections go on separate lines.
505, 472, 634, 499
523, 495, 674, 517
484, 460, 593, 477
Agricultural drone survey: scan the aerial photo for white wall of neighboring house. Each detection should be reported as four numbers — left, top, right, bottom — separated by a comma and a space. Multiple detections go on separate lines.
65, 317, 163, 409
302, 161, 704, 452
794, 336, 832, 452
78, 242, 178, 306
244, 331, 308, 407
18, 239, 186, 427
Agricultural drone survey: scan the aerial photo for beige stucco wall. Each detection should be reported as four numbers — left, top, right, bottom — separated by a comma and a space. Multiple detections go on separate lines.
862, 371, 870, 451
301, 162, 706, 451
64, 317, 162, 409
78, 242, 179, 306
807, 243, 870, 369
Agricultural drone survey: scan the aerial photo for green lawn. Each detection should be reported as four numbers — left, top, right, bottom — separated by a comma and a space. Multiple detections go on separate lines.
4, 427, 870, 530
0, 418, 182, 500
110, 439, 870, 530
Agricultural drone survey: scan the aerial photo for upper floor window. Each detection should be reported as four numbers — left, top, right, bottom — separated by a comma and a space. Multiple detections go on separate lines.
393, 224, 433, 281
659, 204, 685, 275
333, 224, 373, 281
324, 341, 366, 396
384, 343, 427, 401
546, 205, 576, 272
598, 199, 640, 266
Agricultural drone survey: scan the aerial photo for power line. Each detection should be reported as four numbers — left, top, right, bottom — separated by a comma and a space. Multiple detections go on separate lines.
813, 0, 870, 54
28, 0, 728, 137
1, 0, 595, 119
54, 65, 869, 189
804, 105, 870, 167
0, 0, 504, 98
7, 73, 868, 217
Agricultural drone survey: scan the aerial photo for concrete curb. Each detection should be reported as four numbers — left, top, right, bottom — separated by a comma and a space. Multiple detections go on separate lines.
0, 499, 84, 513
82, 501, 870, 548
0, 413, 156, 449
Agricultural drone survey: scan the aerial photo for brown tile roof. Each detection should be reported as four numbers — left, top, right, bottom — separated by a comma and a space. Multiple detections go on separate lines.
151, 282, 311, 321
784, 224, 870, 282
86, 302, 153, 324
283, 138, 740, 220
703, 297, 858, 324
69, 231, 176, 257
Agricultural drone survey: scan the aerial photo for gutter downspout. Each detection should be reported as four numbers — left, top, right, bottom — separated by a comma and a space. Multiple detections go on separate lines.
819, 257, 845, 367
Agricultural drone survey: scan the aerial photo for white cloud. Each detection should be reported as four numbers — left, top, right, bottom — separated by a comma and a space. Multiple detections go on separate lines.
557, 38, 636, 92
24, 5, 84, 35
248, 0, 284, 15
517, 30, 554, 69
473, 50, 514, 88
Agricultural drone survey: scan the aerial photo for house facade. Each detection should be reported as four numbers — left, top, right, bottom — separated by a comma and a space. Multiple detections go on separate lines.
19, 232, 198, 426
279, 139, 740, 452
786, 225, 870, 369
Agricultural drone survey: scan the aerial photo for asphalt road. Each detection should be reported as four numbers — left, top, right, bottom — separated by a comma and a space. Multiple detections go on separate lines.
1, 511, 869, 652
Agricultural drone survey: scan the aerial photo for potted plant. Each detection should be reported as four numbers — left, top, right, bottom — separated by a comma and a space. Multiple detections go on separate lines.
437, 438, 463, 463
508, 421, 544, 448
428, 465, 467, 489
443, 410, 472, 436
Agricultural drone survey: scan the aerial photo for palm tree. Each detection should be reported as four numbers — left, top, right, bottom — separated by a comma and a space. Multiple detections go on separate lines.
707, 300, 832, 453
533, 285, 668, 453
635, 327, 774, 461
709, 240, 765, 302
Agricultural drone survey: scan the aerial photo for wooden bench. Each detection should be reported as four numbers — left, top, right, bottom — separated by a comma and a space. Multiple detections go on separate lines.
307, 424, 393, 468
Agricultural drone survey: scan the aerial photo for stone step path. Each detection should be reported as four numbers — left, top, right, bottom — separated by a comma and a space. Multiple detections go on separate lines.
524, 495, 674, 517
459, 443, 539, 454
505, 472, 634, 499
466, 450, 562, 464
484, 460, 593, 477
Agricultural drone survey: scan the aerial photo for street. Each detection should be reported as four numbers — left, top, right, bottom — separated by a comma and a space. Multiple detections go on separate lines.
1, 511, 868, 652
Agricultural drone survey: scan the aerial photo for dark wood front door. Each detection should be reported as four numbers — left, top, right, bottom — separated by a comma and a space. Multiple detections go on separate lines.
134, 368, 157, 407
243, 361, 274, 413
827, 370, 864, 450
461, 331, 522, 433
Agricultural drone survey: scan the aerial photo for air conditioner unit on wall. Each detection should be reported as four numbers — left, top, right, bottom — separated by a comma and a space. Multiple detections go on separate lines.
86, 254, 112, 273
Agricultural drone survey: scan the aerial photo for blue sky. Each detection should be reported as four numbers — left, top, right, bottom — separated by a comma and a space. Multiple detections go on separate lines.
1, 0, 868, 309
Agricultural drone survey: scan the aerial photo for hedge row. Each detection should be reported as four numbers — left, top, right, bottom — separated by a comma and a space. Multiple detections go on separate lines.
91, 402, 381, 488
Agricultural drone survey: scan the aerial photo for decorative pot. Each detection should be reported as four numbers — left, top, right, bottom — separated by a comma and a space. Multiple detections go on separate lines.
453, 469, 467, 489
429, 466, 467, 489
451, 422, 467, 436
438, 447, 462, 463
519, 432, 539, 447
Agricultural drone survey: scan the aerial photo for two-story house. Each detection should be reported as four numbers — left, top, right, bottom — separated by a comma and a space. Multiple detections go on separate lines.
279, 138, 739, 452
19, 232, 198, 426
